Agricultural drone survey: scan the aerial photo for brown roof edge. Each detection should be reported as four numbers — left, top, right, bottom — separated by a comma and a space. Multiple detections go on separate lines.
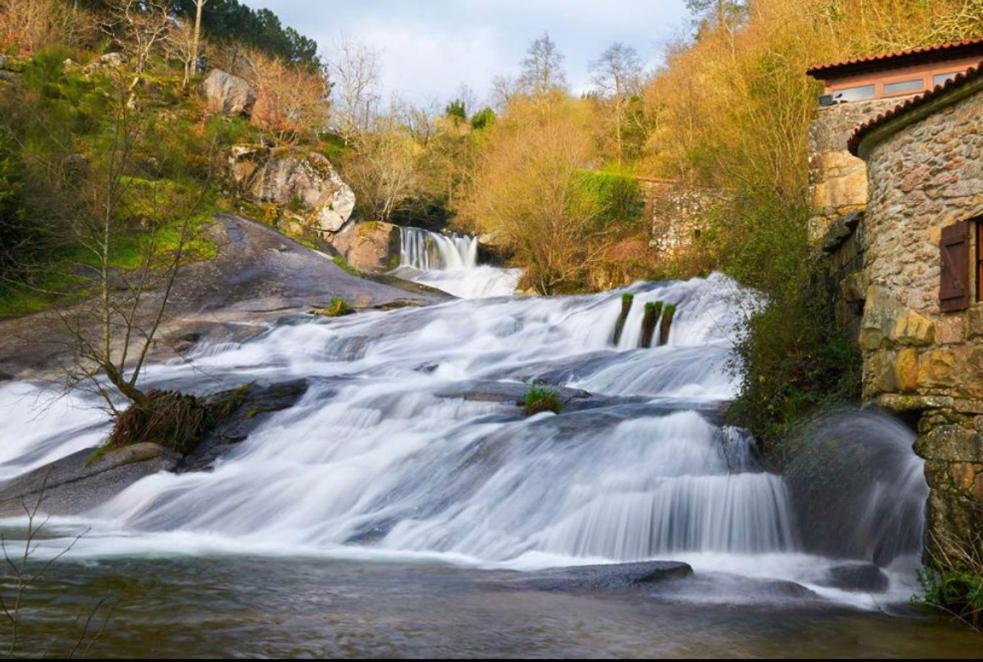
848, 63, 983, 157
806, 38, 983, 79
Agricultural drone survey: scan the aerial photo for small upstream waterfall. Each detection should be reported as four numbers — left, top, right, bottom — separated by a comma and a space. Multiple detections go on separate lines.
400, 227, 479, 271
0, 273, 929, 605
394, 227, 521, 299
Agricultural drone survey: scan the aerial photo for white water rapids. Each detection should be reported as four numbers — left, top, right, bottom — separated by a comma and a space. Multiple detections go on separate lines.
393, 227, 521, 298
0, 272, 928, 609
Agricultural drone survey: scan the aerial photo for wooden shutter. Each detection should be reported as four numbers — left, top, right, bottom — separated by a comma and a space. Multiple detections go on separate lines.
940, 221, 970, 312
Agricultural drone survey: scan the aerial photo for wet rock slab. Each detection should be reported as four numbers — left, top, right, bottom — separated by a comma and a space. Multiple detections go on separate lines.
0, 443, 178, 517
498, 561, 693, 592
0, 380, 310, 516
816, 562, 890, 593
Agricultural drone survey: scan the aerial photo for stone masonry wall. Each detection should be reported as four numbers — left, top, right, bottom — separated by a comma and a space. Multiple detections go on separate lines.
859, 90, 983, 557
808, 97, 917, 245
641, 179, 727, 256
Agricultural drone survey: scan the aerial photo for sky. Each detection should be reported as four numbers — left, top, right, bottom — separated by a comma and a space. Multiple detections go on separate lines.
243, 1, 693, 107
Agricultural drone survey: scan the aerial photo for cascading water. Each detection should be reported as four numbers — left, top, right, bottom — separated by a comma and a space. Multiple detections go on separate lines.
392, 227, 521, 299
0, 272, 929, 608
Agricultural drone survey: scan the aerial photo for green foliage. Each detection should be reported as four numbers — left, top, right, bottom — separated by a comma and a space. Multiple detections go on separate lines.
445, 99, 467, 121
917, 567, 983, 630
573, 169, 644, 229
0, 125, 26, 279
316, 296, 352, 317
524, 386, 564, 416
470, 107, 496, 131
71, 0, 318, 66
727, 270, 862, 459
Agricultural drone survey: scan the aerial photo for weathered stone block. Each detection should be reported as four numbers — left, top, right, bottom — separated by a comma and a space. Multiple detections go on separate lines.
896, 348, 919, 392
968, 304, 983, 339
860, 285, 935, 349
915, 425, 981, 463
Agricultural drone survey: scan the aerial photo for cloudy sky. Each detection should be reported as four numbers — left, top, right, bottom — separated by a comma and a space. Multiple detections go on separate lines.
243, 1, 693, 107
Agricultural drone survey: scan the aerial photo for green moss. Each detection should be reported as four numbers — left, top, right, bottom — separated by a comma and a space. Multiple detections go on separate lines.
332, 255, 362, 277
640, 301, 663, 348
524, 386, 563, 416
612, 292, 634, 345
658, 303, 677, 347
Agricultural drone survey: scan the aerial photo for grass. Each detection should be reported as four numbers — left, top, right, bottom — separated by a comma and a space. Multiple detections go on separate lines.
914, 516, 983, 631
524, 386, 563, 416
0, 212, 219, 318
313, 297, 353, 317
332, 255, 362, 277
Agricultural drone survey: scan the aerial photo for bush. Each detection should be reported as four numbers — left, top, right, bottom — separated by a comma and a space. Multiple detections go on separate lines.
314, 296, 352, 317
727, 269, 861, 462
105, 390, 209, 455
524, 386, 563, 416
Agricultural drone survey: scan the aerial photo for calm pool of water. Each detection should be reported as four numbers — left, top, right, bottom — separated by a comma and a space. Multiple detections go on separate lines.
6, 555, 981, 658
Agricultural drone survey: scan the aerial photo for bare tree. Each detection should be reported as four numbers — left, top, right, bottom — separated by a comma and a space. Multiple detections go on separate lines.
490, 74, 517, 111
517, 32, 567, 97
590, 43, 644, 165
58, 81, 216, 414
328, 36, 381, 144
344, 100, 423, 222
168, 0, 207, 88
104, 0, 173, 106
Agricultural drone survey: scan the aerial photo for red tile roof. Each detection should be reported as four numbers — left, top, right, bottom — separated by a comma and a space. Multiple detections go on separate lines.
807, 38, 983, 79
848, 62, 983, 156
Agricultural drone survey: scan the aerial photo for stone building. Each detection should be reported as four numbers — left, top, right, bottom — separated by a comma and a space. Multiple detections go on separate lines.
806, 39, 983, 246
819, 50, 983, 558
638, 177, 727, 257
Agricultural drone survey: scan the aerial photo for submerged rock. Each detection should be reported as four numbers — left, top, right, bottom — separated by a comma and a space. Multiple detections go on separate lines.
817, 563, 890, 593
0, 380, 310, 516
501, 561, 693, 592
0, 443, 178, 517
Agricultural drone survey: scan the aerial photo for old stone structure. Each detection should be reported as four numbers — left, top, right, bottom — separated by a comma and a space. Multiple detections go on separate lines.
806, 39, 983, 246
843, 63, 983, 558
807, 97, 911, 245
639, 178, 726, 257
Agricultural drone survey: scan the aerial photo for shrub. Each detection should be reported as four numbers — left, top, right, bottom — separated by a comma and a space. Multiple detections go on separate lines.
915, 502, 983, 631
315, 296, 352, 317
524, 386, 563, 416
727, 271, 861, 462
105, 390, 209, 455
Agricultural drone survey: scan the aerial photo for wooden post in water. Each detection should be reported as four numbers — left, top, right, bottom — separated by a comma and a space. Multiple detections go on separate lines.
612, 293, 634, 346
658, 303, 676, 346
640, 301, 663, 348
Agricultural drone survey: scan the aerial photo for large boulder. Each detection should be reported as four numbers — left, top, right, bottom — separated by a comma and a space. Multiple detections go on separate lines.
331, 221, 401, 273
201, 69, 256, 116
229, 146, 355, 236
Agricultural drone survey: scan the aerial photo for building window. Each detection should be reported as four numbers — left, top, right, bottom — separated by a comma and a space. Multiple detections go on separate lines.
832, 84, 876, 103
934, 72, 958, 87
883, 79, 924, 95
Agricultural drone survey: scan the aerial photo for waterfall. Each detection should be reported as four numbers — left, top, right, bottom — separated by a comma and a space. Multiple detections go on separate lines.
400, 227, 479, 271
0, 273, 929, 604
394, 227, 520, 299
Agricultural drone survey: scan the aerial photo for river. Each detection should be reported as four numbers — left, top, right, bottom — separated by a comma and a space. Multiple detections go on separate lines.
0, 227, 978, 657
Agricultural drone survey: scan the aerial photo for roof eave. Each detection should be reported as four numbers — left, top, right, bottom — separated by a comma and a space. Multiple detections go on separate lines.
852, 75, 983, 159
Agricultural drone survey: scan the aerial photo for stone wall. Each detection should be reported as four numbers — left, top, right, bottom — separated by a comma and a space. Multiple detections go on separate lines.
857, 89, 983, 557
640, 179, 726, 256
808, 97, 916, 245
